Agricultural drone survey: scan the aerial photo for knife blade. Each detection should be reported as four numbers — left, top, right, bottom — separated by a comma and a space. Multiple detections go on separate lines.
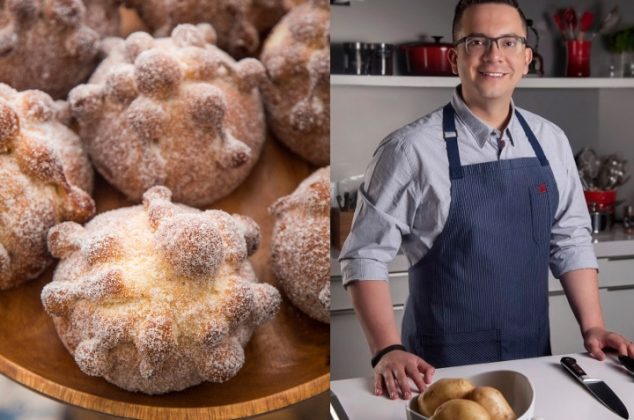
330, 390, 350, 420
561, 356, 629, 419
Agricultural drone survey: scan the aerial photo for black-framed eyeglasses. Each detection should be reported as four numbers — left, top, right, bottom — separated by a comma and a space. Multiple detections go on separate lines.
454, 35, 527, 56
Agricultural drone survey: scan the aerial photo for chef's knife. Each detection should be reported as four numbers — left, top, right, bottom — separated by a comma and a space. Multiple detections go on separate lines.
561, 356, 629, 419
619, 355, 634, 374
330, 390, 350, 420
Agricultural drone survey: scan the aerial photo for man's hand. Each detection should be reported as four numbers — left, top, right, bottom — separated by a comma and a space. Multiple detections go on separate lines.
374, 350, 435, 400
583, 327, 634, 360
347, 281, 434, 399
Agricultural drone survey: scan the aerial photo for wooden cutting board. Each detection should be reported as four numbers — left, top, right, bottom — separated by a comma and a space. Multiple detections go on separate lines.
0, 137, 330, 419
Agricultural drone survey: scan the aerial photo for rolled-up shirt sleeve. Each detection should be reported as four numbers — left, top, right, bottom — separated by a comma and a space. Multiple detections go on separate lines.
549, 129, 599, 278
339, 135, 419, 287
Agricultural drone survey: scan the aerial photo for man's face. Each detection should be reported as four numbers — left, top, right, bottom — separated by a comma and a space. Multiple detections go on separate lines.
448, 3, 532, 106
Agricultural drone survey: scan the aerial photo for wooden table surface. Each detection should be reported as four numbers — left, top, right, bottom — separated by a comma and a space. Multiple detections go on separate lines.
0, 137, 330, 419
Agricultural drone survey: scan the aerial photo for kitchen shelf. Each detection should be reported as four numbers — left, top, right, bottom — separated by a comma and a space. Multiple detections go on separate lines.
331, 75, 634, 89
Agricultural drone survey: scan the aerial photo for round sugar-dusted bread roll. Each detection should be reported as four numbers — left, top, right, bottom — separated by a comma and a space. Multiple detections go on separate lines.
69, 24, 267, 207
269, 167, 329, 323
0, 0, 121, 99
125, 0, 306, 58
41, 186, 281, 394
260, 0, 329, 166
0, 83, 94, 290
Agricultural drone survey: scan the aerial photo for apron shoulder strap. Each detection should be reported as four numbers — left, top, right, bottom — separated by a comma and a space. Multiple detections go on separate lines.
442, 103, 464, 179
514, 110, 550, 167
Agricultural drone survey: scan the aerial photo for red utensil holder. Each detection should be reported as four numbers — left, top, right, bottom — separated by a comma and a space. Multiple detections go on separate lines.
566, 40, 592, 77
584, 190, 616, 213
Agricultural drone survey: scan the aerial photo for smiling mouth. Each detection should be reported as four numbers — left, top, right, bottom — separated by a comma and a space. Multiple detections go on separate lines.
479, 71, 507, 78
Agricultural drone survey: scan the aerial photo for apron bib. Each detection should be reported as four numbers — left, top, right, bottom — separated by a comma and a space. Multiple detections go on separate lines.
402, 103, 559, 368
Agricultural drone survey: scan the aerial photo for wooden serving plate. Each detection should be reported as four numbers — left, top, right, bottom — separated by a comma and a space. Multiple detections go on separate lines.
0, 138, 330, 419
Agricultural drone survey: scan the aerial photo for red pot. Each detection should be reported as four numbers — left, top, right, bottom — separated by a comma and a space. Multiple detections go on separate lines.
400, 36, 454, 76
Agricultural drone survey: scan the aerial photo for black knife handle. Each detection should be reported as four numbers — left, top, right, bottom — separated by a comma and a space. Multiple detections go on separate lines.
561, 357, 587, 379
619, 355, 634, 373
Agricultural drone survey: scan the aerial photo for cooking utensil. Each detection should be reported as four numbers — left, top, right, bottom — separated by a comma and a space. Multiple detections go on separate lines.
554, 13, 566, 34
576, 148, 601, 183
342, 191, 357, 210
598, 165, 613, 190
330, 43, 346, 74
579, 11, 594, 38
330, 390, 350, 420
599, 154, 629, 189
400, 36, 454, 76
369, 43, 394, 75
564, 8, 577, 40
560, 357, 629, 419
588, 202, 613, 233
576, 148, 629, 193
343, 42, 371, 75
619, 355, 634, 374
598, 6, 621, 35
336, 194, 345, 211
624, 205, 634, 234
526, 19, 544, 77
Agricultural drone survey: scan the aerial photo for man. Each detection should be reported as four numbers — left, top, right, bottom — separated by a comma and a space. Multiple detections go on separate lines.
338, 0, 634, 401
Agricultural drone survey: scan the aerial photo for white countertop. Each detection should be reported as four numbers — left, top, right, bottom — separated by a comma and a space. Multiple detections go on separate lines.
590, 226, 634, 258
331, 353, 634, 420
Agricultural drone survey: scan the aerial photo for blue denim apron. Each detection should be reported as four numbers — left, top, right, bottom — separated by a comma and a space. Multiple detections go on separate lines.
402, 103, 559, 368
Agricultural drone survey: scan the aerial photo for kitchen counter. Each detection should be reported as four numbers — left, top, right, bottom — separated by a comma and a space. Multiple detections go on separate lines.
331, 353, 634, 420
590, 225, 634, 258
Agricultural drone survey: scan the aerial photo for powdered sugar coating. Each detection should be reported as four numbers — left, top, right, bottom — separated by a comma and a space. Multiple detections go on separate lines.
125, 0, 306, 58
0, 0, 121, 99
260, 0, 329, 166
41, 185, 281, 394
134, 50, 182, 98
155, 213, 225, 277
269, 166, 329, 323
0, 83, 94, 290
69, 24, 267, 206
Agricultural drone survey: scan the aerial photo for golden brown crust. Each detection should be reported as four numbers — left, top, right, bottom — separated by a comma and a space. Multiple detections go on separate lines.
260, 0, 329, 166
125, 0, 306, 58
0, 83, 94, 290
41, 185, 281, 394
269, 166, 330, 323
69, 24, 267, 206
0, 0, 121, 99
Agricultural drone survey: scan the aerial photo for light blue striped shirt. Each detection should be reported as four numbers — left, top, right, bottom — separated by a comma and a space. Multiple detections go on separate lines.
339, 87, 598, 286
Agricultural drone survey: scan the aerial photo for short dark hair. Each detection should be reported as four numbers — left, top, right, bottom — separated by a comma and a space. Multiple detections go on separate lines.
452, 0, 528, 41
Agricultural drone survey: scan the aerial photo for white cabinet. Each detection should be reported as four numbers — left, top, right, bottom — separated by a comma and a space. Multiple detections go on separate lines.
330, 271, 409, 380
548, 293, 586, 355
331, 257, 634, 379
548, 259, 634, 356
602, 287, 634, 342
331, 306, 405, 381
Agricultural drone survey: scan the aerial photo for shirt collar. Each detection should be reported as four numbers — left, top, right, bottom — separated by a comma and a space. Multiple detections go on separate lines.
450, 86, 518, 148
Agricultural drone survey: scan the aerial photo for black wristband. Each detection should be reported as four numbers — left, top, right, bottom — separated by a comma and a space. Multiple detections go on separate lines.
371, 344, 406, 368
